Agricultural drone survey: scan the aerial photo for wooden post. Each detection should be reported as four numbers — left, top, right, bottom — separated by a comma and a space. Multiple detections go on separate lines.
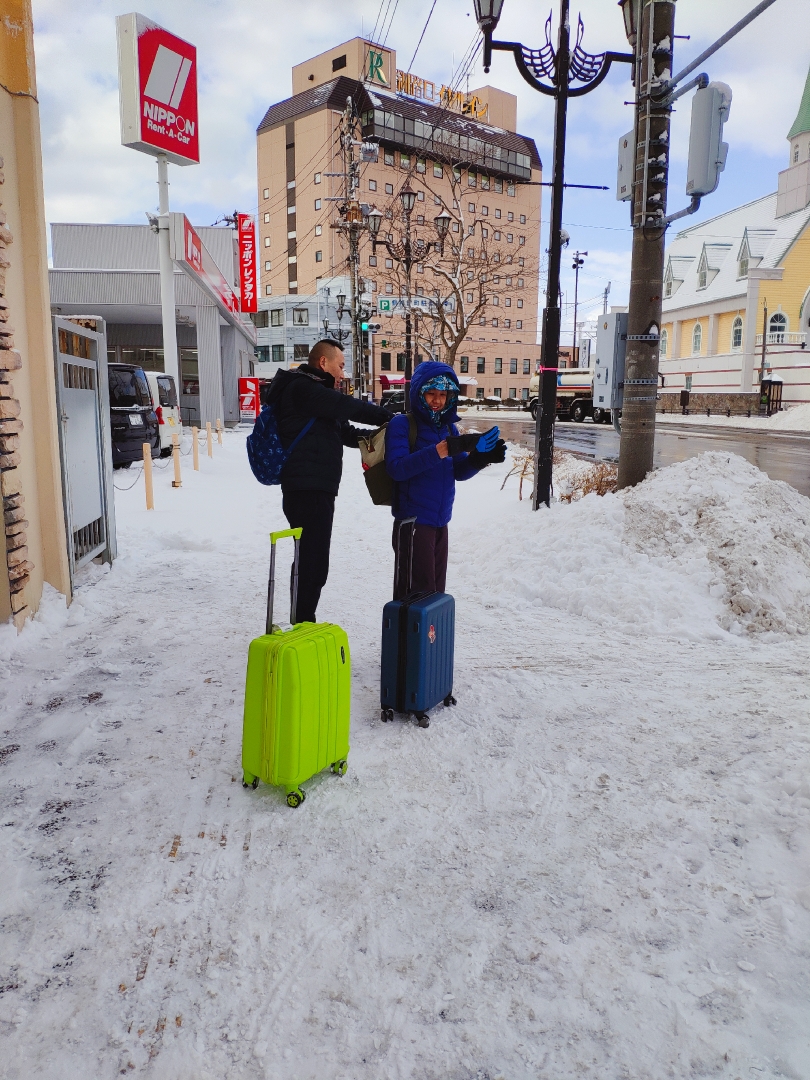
206, 421, 213, 458
172, 432, 182, 488
216, 418, 223, 445
192, 426, 199, 470
143, 443, 154, 510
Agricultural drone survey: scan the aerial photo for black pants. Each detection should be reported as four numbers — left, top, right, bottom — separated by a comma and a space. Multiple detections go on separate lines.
393, 520, 449, 597
282, 490, 335, 623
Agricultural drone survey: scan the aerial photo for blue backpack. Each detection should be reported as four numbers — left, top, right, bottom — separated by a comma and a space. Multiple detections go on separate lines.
246, 404, 315, 486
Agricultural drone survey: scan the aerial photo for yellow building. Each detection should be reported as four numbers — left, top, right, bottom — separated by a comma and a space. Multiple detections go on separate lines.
659, 64, 810, 409
1, 1, 71, 629
255, 38, 542, 401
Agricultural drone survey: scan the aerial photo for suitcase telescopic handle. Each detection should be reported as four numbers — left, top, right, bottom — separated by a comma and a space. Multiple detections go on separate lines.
393, 516, 416, 602
267, 527, 303, 634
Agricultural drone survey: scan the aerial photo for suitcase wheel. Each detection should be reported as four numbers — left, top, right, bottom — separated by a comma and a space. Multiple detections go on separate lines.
330, 760, 348, 777
443, 694, 457, 707
242, 772, 260, 790
415, 712, 430, 729
380, 708, 394, 723
286, 788, 306, 808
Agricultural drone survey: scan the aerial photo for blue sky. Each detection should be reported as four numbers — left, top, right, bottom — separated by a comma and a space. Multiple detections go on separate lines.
32, 0, 808, 342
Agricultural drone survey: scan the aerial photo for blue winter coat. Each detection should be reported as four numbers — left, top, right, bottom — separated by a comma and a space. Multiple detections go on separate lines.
385, 361, 480, 528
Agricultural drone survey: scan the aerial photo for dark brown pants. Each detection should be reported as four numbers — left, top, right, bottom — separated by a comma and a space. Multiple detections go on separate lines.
393, 520, 448, 597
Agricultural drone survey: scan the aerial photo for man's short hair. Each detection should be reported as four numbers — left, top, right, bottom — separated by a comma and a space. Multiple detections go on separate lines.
308, 339, 343, 366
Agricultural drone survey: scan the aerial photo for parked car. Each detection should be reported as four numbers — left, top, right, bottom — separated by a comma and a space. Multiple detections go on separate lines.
144, 371, 182, 456
108, 363, 159, 469
381, 389, 406, 414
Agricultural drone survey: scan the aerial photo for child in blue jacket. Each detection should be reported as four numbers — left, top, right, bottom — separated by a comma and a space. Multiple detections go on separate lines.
385, 360, 506, 595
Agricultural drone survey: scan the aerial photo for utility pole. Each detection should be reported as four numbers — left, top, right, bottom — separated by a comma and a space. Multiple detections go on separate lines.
571, 250, 587, 364
603, 280, 611, 315
617, 0, 676, 490
333, 98, 366, 396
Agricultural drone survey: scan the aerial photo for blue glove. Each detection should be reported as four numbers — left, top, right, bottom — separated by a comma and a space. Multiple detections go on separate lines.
475, 426, 500, 453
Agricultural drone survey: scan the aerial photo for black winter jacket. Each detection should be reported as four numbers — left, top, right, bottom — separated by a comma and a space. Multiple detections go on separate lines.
266, 366, 390, 495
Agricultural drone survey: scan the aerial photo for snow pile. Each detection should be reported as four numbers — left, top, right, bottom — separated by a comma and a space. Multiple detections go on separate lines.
454, 450, 810, 639
768, 401, 810, 431
622, 453, 810, 635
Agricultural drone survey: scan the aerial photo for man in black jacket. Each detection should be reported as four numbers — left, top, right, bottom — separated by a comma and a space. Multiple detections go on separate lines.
266, 339, 390, 623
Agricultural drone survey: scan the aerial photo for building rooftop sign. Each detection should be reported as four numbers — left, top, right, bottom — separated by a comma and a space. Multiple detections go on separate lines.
395, 70, 489, 122
116, 13, 199, 166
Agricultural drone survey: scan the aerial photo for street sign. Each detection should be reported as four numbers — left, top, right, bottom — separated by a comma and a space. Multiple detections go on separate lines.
116, 13, 199, 166
237, 214, 258, 313
239, 377, 260, 421
378, 296, 455, 313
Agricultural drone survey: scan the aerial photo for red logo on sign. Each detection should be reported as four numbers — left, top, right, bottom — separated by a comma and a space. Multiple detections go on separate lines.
428, 624, 436, 644
138, 26, 199, 163
237, 214, 258, 313
239, 377, 260, 420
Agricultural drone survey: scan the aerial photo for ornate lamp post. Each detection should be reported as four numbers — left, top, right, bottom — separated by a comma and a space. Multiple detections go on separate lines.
474, 0, 633, 508
367, 189, 451, 410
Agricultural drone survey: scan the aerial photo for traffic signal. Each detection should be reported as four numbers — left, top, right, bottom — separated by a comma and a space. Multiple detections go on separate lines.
367, 321, 381, 333
361, 321, 369, 331
686, 81, 732, 198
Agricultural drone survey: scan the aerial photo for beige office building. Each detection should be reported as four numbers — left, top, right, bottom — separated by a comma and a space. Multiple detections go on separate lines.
256, 37, 542, 401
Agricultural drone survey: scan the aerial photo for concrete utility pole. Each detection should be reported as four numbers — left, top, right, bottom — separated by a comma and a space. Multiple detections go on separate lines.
617, 0, 675, 490
333, 98, 366, 396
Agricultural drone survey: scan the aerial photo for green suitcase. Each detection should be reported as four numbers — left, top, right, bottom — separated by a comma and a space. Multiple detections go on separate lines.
241, 528, 350, 807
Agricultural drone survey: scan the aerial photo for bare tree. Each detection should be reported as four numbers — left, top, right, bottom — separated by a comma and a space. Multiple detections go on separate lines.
372, 161, 537, 366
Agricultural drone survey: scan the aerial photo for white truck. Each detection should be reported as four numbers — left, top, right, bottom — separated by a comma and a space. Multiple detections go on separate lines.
525, 367, 610, 423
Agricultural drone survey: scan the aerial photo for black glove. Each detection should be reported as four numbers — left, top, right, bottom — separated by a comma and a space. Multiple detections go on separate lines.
469, 439, 507, 467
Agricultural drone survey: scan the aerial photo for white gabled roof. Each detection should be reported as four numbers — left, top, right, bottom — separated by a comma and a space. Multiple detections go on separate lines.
662, 193, 810, 313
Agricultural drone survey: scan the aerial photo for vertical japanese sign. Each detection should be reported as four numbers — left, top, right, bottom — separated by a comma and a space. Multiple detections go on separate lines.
239, 377, 260, 421
117, 13, 199, 166
237, 214, 258, 313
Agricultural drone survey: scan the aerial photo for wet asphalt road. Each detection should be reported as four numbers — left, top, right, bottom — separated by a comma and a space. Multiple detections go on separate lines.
458, 417, 810, 498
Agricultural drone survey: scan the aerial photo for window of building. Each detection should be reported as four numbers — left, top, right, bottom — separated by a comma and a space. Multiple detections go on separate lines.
517, 277, 524, 287
269, 309, 283, 326
385, 283, 394, 294
507, 184, 516, 197
262, 187, 269, 199
264, 260, 271, 271
739, 255, 748, 278
508, 358, 516, 374
521, 387, 529, 400
522, 359, 530, 374
691, 322, 702, 354
265, 285, 273, 296
731, 316, 743, 350
477, 357, 486, 373
314, 172, 322, 184
451, 221, 460, 233
433, 163, 443, 178
315, 224, 322, 236
460, 356, 469, 373
660, 328, 668, 357
769, 312, 788, 342
468, 172, 477, 188
504, 319, 511, 328
495, 208, 501, 219
685, 374, 693, 391
519, 236, 525, 245
664, 279, 672, 298
468, 202, 475, 213
493, 231, 501, 241
369, 179, 377, 192
315, 250, 322, 262
384, 149, 395, 166
453, 165, 461, 181
698, 267, 707, 289
516, 320, 522, 329
270, 343, 283, 362
263, 212, 270, 224
494, 358, 503, 373
518, 257, 524, 267
370, 281, 377, 291
479, 317, 487, 325
314, 198, 321, 210
493, 387, 501, 397
466, 292, 474, 303
292, 308, 309, 326
251, 310, 269, 328
507, 211, 514, 222
519, 214, 526, 224
369, 255, 377, 266
380, 351, 392, 371
481, 205, 489, 216
417, 214, 425, 225
468, 247, 475, 257
416, 156, 426, 173
795, 143, 800, 163
504, 297, 511, 307
506, 233, 513, 243
494, 178, 503, 193
491, 318, 498, 327
263, 236, 270, 249
397, 353, 406, 371
482, 227, 489, 238
385, 257, 393, 269
417, 263, 424, 273
400, 153, 410, 169
516, 299, 523, 309
481, 175, 490, 190
476, 387, 484, 399
418, 190, 425, 201
385, 182, 394, 195
331, 54, 347, 71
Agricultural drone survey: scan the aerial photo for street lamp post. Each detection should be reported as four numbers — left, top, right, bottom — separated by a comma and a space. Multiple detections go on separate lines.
474, 0, 633, 508
571, 250, 587, 364
367, 193, 450, 411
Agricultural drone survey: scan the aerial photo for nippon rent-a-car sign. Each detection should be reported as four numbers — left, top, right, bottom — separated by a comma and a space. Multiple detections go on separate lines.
237, 214, 258, 314
116, 13, 199, 166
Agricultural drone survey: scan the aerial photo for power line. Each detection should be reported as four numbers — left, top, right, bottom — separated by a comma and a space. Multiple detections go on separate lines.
406, 0, 439, 72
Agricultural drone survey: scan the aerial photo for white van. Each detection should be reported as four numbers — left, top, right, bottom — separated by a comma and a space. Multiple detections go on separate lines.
145, 371, 182, 456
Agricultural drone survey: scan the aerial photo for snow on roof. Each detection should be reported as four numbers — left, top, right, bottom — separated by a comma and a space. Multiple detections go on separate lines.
662, 192, 810, 312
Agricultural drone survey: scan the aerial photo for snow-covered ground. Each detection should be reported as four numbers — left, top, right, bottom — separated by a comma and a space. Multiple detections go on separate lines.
1, 432, 809, 1080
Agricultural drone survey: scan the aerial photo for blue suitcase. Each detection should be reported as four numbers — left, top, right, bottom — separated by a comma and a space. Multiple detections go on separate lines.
380, 518, 456, 728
